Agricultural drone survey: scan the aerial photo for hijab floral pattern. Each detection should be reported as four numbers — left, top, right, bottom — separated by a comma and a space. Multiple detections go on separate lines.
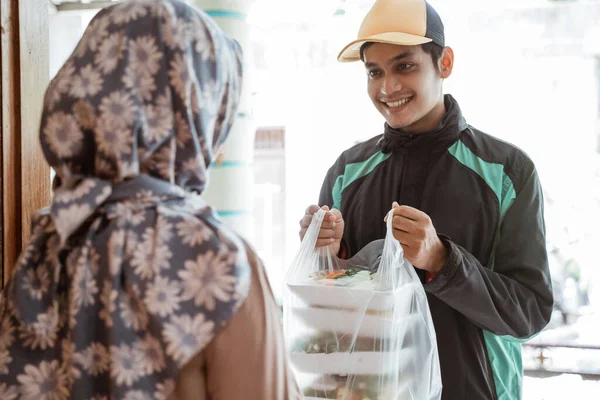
0, 0, 249, 398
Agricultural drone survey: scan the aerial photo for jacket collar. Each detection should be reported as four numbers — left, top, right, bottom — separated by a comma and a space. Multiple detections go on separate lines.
377, 94, 468, 154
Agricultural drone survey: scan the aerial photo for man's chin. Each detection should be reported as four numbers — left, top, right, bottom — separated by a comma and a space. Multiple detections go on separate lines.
379, 110, 412, 130
385, 118, 413, 130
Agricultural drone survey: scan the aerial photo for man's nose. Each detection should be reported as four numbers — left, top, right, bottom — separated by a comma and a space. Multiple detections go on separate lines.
380, 75, 402, 97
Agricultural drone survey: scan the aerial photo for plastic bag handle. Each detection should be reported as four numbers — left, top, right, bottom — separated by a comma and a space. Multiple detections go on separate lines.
382, 208, 398, 263
297, 208, 336, 272
301, 208, 326, 249
385, 208, 395, 235
377, 207, 422, 289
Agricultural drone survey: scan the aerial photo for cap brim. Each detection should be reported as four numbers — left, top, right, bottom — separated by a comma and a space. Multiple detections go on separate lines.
337, 32, 433, 63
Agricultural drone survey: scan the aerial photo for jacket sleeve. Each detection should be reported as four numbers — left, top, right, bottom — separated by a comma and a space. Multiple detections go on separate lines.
318, 158, 351, 259
318, 162, 338, 208
425, 162, 553, 339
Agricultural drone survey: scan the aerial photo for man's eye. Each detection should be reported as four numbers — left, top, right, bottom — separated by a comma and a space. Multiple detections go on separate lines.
398, 64, 413, 70
368, 70, 381, 78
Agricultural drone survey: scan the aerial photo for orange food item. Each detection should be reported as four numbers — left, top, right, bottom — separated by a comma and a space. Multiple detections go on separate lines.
327, 270, 347, 279
336, 388, 362, 400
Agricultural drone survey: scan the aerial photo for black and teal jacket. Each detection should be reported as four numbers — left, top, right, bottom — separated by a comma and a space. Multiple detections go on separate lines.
318, 95, 553, 400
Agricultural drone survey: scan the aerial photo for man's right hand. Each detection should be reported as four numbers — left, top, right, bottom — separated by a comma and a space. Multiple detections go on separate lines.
299, 205, 345, 255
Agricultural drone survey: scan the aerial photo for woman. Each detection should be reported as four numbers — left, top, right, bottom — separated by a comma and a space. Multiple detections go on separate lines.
0, 0, 300, 398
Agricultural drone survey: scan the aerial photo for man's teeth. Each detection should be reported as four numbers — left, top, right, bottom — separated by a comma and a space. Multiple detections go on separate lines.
385, 98, 412, 107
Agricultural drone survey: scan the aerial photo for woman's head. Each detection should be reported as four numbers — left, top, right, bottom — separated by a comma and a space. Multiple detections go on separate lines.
42, 0, 243, 194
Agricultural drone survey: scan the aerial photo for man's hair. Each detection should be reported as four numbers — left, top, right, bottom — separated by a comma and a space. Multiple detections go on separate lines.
359, 42, 444, 71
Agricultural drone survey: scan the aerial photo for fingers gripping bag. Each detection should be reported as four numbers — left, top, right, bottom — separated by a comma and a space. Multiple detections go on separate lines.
284, 209, 442, 400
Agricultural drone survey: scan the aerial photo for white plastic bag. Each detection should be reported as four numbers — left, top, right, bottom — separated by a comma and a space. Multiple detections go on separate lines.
284, 208, 442, 400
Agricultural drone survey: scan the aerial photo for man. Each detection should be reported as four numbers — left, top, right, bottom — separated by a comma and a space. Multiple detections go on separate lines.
298, 0, 553, 399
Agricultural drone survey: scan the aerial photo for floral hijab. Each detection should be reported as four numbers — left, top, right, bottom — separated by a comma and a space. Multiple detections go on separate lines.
0, 0, 249, 399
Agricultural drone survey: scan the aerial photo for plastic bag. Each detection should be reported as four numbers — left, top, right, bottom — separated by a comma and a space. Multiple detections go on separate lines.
284, 208, 442, 400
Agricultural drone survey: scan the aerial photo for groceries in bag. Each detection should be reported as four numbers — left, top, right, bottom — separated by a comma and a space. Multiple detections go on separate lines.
284, 209, 442, 400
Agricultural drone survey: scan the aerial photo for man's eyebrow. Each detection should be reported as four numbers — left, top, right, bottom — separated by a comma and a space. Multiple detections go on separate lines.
364, 51, 415, 69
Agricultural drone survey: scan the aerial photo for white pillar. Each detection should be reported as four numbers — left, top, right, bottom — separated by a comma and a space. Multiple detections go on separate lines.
191, 0, 255, 241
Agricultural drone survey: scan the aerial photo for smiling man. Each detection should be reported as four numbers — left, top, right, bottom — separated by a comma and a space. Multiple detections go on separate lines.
298, 0, 553, 399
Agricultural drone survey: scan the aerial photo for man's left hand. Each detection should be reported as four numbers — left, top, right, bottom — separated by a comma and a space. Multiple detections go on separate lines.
384, 202, 448, 273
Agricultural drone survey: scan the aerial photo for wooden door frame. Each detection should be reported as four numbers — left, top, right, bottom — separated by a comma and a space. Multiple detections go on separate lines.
1, 0, 50, 287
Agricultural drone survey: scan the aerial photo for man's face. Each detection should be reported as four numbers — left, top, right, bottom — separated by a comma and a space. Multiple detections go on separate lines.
363, 43, 451, 132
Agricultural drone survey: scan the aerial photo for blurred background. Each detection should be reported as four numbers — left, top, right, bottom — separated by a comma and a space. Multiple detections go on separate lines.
46, 0, 600, 397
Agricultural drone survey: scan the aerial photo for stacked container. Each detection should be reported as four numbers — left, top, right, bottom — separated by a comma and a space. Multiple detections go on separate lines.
284, 209, 442, 400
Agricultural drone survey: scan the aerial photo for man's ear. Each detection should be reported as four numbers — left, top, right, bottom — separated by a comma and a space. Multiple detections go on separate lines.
439, 47, 454, 79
